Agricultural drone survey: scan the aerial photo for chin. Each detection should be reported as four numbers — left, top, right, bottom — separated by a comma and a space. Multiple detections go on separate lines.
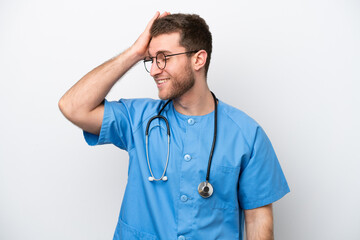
158, 91, 169, 100
158, 86, 175, 100
158, 94, 172, 100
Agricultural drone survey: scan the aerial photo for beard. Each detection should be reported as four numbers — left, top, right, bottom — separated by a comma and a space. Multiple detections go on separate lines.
158, 63, 195, 100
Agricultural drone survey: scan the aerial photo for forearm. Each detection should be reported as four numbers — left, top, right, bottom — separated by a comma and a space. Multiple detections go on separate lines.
245, 204, 274, 240
58, 12, 167, 134
59, 47, 141, 118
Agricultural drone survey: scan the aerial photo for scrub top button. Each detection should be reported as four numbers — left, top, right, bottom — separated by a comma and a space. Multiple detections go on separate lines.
178, 236, 186, 240
184, 154, 191, 161
187, 118, 195, 125
180, 195, 188, 202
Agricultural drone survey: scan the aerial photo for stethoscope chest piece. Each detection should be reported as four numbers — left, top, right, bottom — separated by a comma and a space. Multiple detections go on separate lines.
198, 181, 213, 198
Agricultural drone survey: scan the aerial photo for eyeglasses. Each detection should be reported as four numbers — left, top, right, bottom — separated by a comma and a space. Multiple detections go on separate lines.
143, 50, 199, 73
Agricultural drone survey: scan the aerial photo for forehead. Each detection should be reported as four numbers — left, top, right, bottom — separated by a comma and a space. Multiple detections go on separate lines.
148, 32, 184, 55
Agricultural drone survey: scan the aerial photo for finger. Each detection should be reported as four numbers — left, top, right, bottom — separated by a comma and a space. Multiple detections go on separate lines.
159, 11, 170, 18
152, 11, 161, 20
145, 11, 160, 30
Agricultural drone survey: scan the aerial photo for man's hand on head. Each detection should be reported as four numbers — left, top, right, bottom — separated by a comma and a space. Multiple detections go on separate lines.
130, 11, 171, 61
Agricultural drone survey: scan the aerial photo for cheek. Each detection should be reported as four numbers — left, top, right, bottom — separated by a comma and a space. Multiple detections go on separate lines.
165, 62, 179, 74
167, 60, 191, 76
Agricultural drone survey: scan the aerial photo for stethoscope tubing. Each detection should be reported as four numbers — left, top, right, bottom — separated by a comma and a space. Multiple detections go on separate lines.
206, 92, 217, 182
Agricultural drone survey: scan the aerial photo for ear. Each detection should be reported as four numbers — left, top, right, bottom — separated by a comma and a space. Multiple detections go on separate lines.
192, 50, 208, 72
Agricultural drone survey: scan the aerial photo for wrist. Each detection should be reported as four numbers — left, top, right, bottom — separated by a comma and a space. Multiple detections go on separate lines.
127, 45, 147, 62
113, 47, 143, 68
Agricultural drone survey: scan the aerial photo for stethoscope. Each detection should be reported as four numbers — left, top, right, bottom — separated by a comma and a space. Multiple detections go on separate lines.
145, 92, 217, 198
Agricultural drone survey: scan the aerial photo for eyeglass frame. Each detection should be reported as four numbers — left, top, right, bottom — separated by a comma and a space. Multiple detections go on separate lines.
143, 50, 199, 73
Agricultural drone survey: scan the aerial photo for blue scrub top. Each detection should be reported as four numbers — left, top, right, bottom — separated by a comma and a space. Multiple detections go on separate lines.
84, 98, 290, 240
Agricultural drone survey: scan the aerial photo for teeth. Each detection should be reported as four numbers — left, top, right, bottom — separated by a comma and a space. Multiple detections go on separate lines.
157, 79, 168, 84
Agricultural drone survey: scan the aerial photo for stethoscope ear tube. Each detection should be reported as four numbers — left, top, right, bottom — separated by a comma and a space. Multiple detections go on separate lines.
145, 99, 172, 182
146, 130, 170, 182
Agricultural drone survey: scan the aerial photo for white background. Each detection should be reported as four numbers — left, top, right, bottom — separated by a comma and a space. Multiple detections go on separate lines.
1, 0, 359, 239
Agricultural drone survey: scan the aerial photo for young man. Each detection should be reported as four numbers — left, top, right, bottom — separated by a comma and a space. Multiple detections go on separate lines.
59, 12, 289, 240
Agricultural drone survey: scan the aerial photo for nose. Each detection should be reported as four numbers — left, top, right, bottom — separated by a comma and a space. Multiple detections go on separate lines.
150, 62, 163, 77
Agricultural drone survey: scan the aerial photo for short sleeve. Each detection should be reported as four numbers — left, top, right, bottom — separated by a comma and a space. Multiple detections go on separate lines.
238, 126, 290, 210
83, 99, 133, 151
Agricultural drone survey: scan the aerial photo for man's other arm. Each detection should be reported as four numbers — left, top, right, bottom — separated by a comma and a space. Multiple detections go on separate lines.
245, 204, 274, 240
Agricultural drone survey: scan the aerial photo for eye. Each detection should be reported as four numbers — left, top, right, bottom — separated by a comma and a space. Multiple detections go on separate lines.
144, 57, 154, 63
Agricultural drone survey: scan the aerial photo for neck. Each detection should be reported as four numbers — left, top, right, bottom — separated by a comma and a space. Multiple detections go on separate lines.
173, 86, 215, 116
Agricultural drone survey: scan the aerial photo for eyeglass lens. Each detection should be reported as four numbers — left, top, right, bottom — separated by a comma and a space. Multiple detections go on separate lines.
144, 52, 166, 73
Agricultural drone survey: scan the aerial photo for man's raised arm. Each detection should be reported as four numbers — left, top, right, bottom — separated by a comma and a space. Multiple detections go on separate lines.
58, 11, 169, 135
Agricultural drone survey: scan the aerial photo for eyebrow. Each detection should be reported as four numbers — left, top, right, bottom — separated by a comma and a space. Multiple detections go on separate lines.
147, 50, 172, 57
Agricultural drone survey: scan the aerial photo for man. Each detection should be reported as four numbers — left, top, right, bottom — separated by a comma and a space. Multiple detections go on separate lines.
59, 12, 289, 240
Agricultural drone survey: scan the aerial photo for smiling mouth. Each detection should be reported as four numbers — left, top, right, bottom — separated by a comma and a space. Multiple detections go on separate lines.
155, 78, 170, 87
